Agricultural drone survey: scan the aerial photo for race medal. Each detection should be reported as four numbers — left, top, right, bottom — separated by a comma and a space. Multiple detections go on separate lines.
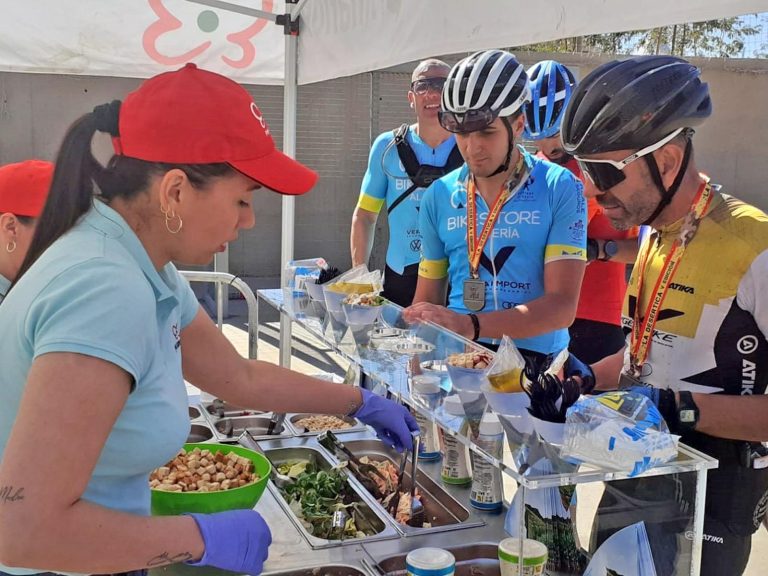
463, 278, 486, 311
619, 370, 645, 389
464, 174, 517, 315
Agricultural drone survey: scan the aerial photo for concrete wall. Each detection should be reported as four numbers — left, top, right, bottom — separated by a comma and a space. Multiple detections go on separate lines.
1, 54, 766, 281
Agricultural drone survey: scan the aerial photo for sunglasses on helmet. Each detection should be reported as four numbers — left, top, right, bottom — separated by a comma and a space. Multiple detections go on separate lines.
410, 77, 447, 95
575, 128, 684, 191
438, 108, 499, 134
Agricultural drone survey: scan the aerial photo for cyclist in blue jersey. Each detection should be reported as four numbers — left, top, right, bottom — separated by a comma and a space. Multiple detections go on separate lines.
403, 50, 588, 359
351, 59, 462, 307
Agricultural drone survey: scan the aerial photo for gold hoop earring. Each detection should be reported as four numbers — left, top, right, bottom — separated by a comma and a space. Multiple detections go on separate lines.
6, 240, 16, 253
164, 210, 183, 234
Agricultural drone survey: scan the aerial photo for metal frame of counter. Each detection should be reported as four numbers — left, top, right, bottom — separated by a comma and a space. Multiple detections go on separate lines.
249, 287, 718, 576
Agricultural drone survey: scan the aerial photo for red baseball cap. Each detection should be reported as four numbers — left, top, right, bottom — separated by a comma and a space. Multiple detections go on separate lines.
0, 160, 54, 217
114, 63, 317, 195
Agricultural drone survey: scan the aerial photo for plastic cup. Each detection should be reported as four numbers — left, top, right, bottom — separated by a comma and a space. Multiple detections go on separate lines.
406, 547, 455, 576
498, 538, 548, 576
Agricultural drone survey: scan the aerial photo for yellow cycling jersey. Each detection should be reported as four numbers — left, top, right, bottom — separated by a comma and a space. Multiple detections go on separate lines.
622, 190, 768, 395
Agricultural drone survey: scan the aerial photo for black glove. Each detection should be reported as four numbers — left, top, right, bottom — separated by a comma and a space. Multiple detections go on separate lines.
563, 353, 596, 394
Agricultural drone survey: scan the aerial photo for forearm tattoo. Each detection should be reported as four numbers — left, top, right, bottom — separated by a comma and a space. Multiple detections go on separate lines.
0, 486, 25, 503
146, 551, 194, 567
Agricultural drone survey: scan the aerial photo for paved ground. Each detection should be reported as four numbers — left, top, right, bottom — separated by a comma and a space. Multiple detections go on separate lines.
217, 297, 767, 575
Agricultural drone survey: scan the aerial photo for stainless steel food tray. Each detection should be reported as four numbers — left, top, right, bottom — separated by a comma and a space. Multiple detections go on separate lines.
257, 438, 400, 549
330, 438, 485, 537
284, 413, 368, 437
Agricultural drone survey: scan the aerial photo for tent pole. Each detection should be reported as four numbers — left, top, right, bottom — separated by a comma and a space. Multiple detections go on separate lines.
279, 3, 299, 368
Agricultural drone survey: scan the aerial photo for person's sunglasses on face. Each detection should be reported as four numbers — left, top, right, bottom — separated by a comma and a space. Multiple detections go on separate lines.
575, 128, 685, 192
410, 76, 447, 96
438, 108, 498, 134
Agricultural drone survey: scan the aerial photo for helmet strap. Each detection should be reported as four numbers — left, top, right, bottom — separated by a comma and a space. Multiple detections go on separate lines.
641, 137, 693, 226
489, 117, 515, 177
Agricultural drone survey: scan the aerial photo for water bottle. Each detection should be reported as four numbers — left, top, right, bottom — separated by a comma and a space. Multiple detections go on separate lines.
439, 395, 472, 485
469, 412, 504, 511
410, 375, 442, 461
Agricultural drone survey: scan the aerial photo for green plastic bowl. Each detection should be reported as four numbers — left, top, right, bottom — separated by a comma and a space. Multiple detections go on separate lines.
150, 443, 271, 515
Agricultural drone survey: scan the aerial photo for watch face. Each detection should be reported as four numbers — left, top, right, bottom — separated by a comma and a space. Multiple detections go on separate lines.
604, 240, 618, 258
680, 409, 696, 423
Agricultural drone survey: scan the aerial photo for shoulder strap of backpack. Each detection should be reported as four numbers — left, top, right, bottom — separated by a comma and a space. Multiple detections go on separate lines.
393, 123, 420, 180
445, 143, 464, 173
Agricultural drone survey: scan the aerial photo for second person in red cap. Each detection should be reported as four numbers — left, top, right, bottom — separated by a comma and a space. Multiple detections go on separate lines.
0, 159, 53, 303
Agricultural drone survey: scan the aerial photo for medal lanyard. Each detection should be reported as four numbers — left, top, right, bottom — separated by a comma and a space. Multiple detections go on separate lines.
466, 155, 526, 278
629, 177, 714, 374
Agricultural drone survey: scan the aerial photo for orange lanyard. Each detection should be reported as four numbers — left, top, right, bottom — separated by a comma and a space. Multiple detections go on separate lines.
466, 155, 525, 278
629, 177, 714, 375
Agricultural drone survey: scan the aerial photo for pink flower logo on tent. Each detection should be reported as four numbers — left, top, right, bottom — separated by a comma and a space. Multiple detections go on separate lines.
143, 0, 275, 69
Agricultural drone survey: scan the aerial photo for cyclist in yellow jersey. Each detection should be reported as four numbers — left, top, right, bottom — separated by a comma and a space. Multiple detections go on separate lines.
562, 55, 768, 576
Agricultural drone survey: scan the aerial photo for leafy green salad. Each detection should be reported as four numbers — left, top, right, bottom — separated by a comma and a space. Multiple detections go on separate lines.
277, 459, 378, 539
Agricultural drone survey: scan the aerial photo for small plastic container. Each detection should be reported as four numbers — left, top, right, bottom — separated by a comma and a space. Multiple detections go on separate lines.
439, 395, 472, 485
469, 413, 504, 511
498, 538, 548, 576
285, 258, 326, 295
406, 547, 456, 576
410, 375, 442, 461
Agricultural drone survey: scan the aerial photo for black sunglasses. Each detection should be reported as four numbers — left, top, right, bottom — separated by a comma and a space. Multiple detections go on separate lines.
575, 128, 685, 191
576, 160, 628, 192
438, 108, 498, 134
410, 77, 446, 95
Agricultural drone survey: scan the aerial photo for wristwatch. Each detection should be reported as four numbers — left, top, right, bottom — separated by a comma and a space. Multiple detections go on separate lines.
586, 238, 600, 262
599, 239, 619, 261
677, 390, 699, 431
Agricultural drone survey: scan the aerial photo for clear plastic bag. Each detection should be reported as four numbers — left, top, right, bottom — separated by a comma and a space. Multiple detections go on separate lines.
323, 264, 383, 295
562, 391, 679, 477
484, 336, 526, 393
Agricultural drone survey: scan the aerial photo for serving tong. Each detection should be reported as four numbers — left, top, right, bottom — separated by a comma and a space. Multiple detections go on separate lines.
385, 433, 424, 527
318, 431, 389, 499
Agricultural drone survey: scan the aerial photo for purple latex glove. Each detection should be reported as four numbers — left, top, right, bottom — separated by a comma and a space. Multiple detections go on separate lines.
353, 389, 420, 452
187, 509, 272, 575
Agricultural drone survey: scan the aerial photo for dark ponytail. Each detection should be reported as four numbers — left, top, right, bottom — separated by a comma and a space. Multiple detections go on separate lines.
15, 112, 104, 281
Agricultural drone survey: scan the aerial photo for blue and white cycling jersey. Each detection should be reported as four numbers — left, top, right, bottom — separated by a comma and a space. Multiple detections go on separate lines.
357, 126, 457, 274
419, 151, 587, 354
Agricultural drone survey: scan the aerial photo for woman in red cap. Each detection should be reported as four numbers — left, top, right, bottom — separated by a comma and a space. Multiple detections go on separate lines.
0, 159, 53, 303
0, 64, 418, 576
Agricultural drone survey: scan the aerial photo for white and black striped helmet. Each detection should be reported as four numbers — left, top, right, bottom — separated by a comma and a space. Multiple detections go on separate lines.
440, 50, 530, 133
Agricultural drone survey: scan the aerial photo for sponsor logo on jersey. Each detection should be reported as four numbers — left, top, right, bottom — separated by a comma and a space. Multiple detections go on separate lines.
446, 210, 541, 232
569, 219, 586, 242
669, 282, 695, 294
737, 335, 760, 395
479, 247, 516, 275
685, 531, 724, 544
742, 359, 757, 395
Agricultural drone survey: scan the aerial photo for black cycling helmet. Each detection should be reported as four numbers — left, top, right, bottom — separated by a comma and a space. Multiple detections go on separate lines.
561, 55, 711, 155
440, 50, 530, 176
562, 56, 711, 225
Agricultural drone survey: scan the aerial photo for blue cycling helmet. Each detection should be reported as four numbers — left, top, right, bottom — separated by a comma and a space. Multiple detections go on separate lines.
523, 60, 576, 140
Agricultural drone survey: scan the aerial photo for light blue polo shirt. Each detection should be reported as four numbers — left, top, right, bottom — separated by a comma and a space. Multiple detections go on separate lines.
0, 273, 9, 304
0, 201, 199, 574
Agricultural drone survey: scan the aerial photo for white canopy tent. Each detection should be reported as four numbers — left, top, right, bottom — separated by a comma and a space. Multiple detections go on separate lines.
1, 0, 765, 361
